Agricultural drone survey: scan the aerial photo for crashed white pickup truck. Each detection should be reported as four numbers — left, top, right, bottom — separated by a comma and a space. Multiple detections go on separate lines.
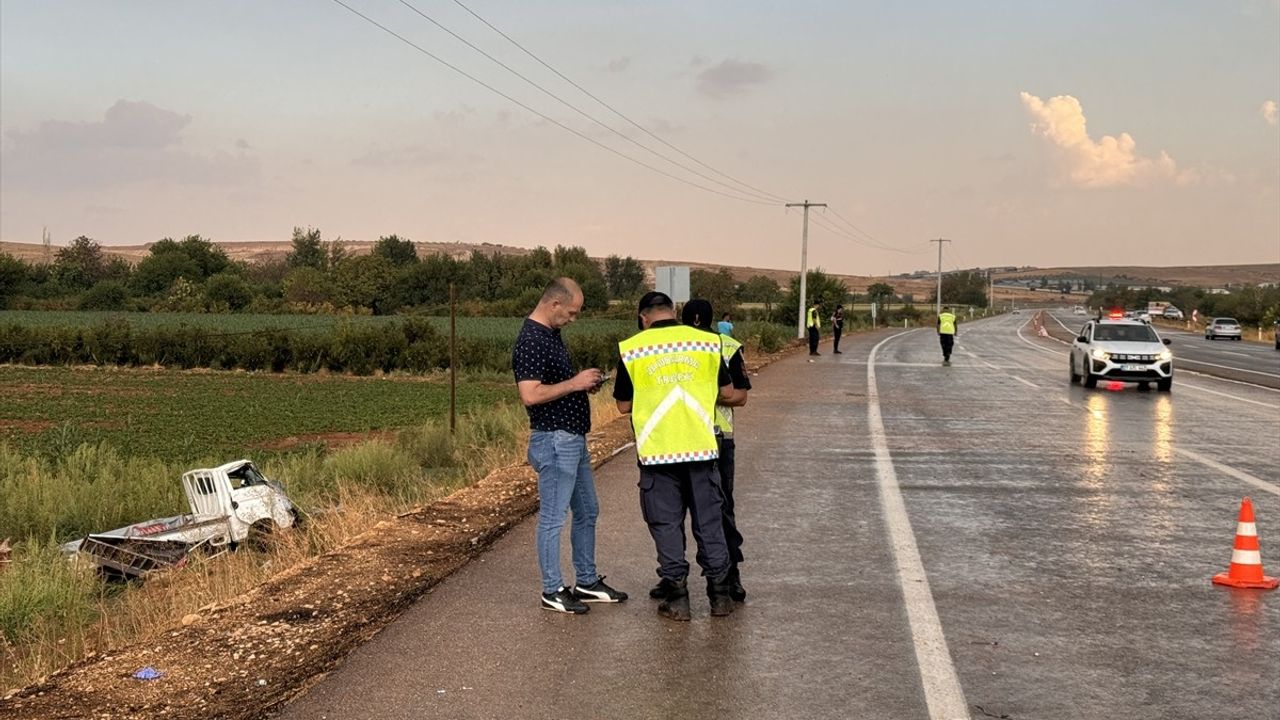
61, 459, 298, 580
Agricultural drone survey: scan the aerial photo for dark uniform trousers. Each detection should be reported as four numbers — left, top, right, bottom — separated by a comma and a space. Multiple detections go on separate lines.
807, 326, 819, 354
717, 435, 744, 565
939, 333, 955, 360
639, 460, 730, 583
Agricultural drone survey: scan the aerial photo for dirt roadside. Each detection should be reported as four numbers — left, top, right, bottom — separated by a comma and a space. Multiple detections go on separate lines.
0, 340, 806, 720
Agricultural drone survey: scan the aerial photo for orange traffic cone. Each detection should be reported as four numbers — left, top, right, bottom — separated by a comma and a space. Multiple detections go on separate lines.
1212, 498, 1279, 590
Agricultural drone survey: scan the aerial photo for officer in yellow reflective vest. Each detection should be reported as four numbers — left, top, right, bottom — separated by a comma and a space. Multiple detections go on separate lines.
938, 306, 958, 366
614, 292, 742, 620
807, 299, 824, 356
682, 299, 751, 602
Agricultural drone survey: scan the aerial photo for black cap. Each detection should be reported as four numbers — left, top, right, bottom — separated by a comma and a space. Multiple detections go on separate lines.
681, 298, 714, 331
637, 291, 674, 330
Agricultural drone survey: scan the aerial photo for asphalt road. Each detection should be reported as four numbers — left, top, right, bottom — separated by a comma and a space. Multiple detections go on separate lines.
1042, 309, 1280, 389
277, 315, 1279, 720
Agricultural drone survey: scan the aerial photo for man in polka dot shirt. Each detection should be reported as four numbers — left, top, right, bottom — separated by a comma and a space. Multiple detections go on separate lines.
513, 277, 628, 614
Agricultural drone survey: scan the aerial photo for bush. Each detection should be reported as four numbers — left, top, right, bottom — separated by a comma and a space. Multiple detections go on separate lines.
78, 281, 130, 311
204, 273, 254, 311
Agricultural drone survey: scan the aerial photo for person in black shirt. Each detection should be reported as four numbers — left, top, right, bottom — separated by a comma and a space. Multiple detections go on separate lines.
830, 305, 845, 354
682, 298, 751, 602
513, 277, 627, 614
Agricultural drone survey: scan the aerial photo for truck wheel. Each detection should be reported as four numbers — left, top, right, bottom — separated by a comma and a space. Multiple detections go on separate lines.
1157, 377, 1172, 392
245, 520, 280, 552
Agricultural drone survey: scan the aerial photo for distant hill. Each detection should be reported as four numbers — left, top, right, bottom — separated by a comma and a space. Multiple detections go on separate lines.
3, 240, 1274, 296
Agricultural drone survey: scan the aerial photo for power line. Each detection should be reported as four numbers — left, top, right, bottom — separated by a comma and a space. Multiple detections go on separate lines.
447, 0, 792, 205
808, 212, 932, 255
327, 0, 778, 206
393, 0, 785, 205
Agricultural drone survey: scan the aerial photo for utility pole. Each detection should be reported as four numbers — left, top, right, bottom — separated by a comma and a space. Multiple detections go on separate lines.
786, 200, 826, 338
987, 268, 994, 310
930, 238, 951, 316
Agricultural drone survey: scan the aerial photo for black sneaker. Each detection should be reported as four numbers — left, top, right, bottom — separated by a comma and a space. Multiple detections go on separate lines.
649, 577, 684, 600
572, 576, 628, 603
541, 587, 589, 614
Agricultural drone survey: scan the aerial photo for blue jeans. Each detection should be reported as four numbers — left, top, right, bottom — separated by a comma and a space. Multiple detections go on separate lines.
527, 430, 599, 594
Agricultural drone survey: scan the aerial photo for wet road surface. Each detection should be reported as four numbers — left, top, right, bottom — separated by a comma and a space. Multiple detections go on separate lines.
1043, 309, 1280, 389
278, 315, 1279, 720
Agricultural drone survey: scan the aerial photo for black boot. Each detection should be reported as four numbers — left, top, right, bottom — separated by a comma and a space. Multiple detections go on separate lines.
707, 575, 735, 617
657, 579, 691, 621
726, 565, 747, 603
649, 576, 684, 600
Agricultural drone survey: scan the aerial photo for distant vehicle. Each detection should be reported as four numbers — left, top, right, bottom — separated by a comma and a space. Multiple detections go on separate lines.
1070, 316, 1173, 391
1147, 301, 1171, 317
1073, 306, 1087, 316
1137, 311, 1152, 323
1162, 306, 1184, 320
61, 460, 298, 580
1205, 317, 1242, 341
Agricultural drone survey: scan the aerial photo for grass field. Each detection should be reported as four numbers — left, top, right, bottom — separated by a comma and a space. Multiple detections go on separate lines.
0, 310, 635, 339
0, 365, 512, 462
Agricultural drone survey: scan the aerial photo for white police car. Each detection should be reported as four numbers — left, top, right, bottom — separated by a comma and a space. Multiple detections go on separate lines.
1070, 315, 1173, 391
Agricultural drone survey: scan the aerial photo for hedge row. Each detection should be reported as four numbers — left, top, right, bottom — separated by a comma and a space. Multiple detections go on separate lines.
0, 319, 630, 376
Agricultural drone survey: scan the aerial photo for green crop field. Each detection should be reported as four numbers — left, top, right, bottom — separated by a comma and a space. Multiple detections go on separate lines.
0, 310, 634, 339
0, 365, 514, 463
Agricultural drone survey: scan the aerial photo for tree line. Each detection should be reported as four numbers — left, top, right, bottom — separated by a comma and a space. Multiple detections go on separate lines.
0, 229, 976, 323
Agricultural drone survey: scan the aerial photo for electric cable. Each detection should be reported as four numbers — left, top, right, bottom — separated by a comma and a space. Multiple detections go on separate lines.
327, 0, 778, 205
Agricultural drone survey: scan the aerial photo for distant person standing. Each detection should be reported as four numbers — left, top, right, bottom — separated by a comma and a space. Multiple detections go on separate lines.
807, 299, 824, 356
938, 305, 958, 366
513, 277, 627, 614
717, 312, 734, 337
830, 305, 845, 354
682, 299, 751, 602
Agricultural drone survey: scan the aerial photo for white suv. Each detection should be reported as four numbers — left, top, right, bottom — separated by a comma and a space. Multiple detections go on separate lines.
1070, 317, 1173, 391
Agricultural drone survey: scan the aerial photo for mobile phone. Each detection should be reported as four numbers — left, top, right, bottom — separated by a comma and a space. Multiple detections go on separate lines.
596, 373, 612, 386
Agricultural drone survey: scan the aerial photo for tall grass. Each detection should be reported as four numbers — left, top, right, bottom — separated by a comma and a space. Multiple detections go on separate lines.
0, 399, 541, 690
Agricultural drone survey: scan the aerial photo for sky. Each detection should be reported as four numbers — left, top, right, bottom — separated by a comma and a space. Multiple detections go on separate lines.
2, 0, 1278, 276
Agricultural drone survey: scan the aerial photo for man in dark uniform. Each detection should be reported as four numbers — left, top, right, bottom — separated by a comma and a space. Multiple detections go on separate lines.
614, 292, 742, 620
681, 298, 751, 602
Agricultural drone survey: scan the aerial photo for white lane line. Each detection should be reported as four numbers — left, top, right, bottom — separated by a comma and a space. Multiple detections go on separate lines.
867, 330, 969, 720
1012, 376, 1041, 389
1173, 448, 1280, 497
1176, 357, 1280, 379
1175, 381, 1278, 409
1222, 351, 1252, 358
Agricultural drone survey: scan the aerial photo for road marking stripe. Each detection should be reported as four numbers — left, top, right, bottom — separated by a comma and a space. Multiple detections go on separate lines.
1222, 351, 1252, 358
867, 330, 969, 720
1176, 357, 1280, 379
1172, 447, 1280, 497
1012, 376, 1040, 389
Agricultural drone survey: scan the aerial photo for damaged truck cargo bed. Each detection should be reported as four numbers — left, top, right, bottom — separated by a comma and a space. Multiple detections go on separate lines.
61, 459, 299, 581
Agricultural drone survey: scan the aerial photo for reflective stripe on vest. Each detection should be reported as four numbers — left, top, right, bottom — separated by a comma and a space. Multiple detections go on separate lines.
619, 326, 721, 465
716, 333, 743, 435
939, 312, 957, 335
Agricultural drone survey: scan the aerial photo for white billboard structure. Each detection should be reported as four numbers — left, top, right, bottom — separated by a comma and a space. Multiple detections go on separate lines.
654, 266, 690, 303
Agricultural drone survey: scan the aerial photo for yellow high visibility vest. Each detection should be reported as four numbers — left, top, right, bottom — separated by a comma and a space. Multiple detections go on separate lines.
716, 333, 743, 435
807, 306, 820, 328
939, 312, 957, 335
619, 325, 722, 465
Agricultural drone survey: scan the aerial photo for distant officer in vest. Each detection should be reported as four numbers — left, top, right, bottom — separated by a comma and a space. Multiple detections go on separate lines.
807, 299, 824, 356
681, 298, 751, 602
613, 292, 742, 620
938, 305, 958, 366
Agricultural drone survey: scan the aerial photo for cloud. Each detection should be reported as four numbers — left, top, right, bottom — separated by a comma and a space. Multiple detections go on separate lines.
1262, 100, 1278, 126
607, 57, 631, 73
696, 59, 773, 98
1, 100, 258, 192
351, 145, 458, 168
1019, 91, 1193, 188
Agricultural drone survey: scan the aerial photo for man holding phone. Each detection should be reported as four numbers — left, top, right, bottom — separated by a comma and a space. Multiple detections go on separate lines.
513, 277, 628, 614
